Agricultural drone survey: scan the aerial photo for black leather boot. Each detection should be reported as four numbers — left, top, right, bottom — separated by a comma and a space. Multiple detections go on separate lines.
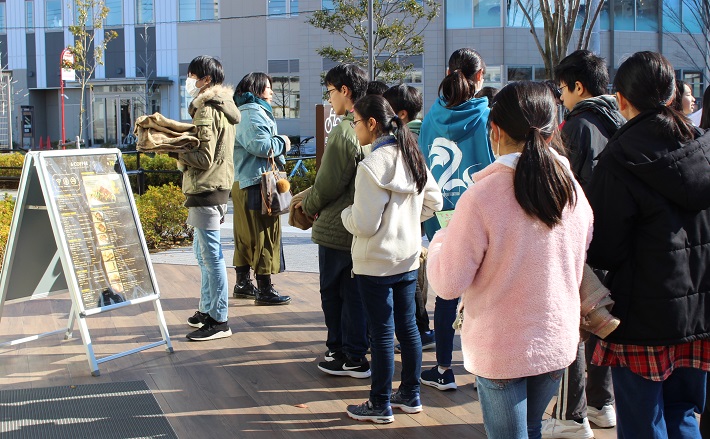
255, 275, 291, 306
233, 267, 257, 299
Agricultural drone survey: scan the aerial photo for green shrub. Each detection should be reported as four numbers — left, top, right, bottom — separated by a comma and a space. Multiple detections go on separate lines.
135, 183, 192, 249
0, 194, 16, 271
284, 158, 316, 194
142, 154, 181, 188
0, 153, 26, 189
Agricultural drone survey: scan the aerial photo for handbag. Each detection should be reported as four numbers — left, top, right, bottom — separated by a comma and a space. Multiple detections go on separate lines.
261, 151, 293, 216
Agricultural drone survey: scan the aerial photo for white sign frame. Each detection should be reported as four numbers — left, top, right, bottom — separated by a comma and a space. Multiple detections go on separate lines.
0, 149, 173, 376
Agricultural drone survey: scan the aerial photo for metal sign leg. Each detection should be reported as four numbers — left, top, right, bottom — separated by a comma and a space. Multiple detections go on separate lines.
64, 302, 76, 340
153, 299, 173, 353
75, 310, 100, 376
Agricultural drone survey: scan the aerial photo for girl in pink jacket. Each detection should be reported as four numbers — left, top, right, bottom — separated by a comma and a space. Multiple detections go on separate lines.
427, 81, 594, 439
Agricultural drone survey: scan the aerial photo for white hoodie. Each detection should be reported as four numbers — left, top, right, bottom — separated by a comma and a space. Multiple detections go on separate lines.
341, 140, 443, 276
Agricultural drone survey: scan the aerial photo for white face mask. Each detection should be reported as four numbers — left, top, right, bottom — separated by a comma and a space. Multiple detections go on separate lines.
185, 77, 200, 98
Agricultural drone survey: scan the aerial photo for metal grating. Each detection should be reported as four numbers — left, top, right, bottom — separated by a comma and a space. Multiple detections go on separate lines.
0, 380, 178, 439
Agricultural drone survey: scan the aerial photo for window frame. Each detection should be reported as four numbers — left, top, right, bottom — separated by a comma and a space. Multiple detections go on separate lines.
45, 0, 63, 29
136, 0, 154, 24
268, 0, 298, 18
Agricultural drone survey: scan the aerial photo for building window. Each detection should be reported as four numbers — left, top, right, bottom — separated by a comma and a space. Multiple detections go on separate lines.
663, 0, 702, 33
678, 69, 704, 100
507, 0, 543, 27
136, 0, 153, 24
507, 65, 548, 82
46, 0, 62, 28
200, 0, 218, 20
575, 0, 610, 30
26, 1, 33, 30
268, 59, 300, 119
180, 0, 218, 21
268, 0, 298, 17
180, 78, 191, 120
0, 3, 6, 33
105, 0, 122, 26
613, 0, 658, 31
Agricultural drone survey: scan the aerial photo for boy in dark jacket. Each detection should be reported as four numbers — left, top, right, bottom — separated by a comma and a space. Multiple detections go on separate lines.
542, 50, 624, 438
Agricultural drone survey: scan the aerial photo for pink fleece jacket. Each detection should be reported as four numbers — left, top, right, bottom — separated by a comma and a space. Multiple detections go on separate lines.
427, 154, 594, 379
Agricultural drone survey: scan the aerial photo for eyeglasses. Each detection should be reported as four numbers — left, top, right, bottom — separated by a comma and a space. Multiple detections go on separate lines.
326, 88, 338, 97
557, 84, 569, 95
350, 119, 363, 128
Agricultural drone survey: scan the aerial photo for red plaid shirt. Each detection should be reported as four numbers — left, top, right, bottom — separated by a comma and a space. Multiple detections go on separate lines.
592, 339, 710, 381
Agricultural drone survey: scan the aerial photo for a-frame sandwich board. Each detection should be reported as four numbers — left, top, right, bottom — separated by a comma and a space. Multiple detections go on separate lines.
0, 148, 173, 376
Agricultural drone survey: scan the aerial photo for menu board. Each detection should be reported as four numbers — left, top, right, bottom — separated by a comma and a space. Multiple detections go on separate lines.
41, 153, 156, 311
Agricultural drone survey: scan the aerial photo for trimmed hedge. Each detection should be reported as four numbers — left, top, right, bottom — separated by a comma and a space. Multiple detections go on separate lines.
0, 194, 16, 270
135, 183, 193, 249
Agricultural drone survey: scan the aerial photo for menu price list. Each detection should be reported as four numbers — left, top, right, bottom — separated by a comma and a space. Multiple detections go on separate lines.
44, 154, 156, 310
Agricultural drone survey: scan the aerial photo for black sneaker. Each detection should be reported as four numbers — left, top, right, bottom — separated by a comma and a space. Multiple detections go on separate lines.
420, 365, 457, 390
346, 401, 394, 424
186, 317, 232, 341
187, 310, 208, 328
324, 350, 345, 362
390, 391, 423, 414
318, 356, 371, 379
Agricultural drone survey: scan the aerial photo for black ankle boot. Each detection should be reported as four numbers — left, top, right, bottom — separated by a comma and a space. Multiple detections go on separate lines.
255, 276, 291, 306
234, 268, 257, 299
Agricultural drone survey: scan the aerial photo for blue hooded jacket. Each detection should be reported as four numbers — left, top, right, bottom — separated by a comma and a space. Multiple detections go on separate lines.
419, 96, 494, 240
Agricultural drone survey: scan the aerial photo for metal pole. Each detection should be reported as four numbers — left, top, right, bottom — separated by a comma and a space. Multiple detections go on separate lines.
368, 0, 374, 80
60, 79, 65, 145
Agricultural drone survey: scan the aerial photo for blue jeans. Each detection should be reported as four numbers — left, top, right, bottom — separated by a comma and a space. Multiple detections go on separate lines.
477, 370, 563, 439
318, 246, 368, 359
357, 270, 421, 406
193, 227, 229, 322
433, 295, 459, 367
612, 367, 705, 439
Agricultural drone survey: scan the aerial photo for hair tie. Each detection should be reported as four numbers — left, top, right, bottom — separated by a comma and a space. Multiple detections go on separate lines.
528, 126, 541, 136
392, 115, 400, 122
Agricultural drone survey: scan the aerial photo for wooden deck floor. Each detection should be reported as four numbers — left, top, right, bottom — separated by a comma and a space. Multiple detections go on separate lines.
0, 264, 616, 438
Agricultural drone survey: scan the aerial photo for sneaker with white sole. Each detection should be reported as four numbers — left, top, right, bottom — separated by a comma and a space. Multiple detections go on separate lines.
420, 366, 457, 390
541, 417, 593, 439
186, 317, 232, 341
587, 404, 616, 428
318, 356, 371, 378
323, 350, 344, 362
390, 391, 422, 413
187, 310, 208, 328
346, 400, 394, 424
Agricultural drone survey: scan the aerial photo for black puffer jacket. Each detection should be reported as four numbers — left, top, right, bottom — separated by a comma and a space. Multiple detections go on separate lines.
561, 95, 625, 189
586, 109, 710, 346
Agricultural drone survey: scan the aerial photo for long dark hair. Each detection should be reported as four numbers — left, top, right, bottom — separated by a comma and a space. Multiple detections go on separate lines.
614, 52, 696, 142
439, 48, 486, 108
700, 86, 710, 129
671, 80, 687, 113
353, 95, 428, 193
489, 81, 576, 228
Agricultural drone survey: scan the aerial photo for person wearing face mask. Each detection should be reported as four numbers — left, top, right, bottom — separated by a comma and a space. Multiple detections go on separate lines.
417, 47, 494, 391
427, 81, 594, 438
180, 55, 241, 341
231, 72, 292, 306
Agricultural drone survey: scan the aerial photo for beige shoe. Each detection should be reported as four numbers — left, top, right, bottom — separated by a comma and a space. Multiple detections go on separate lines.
541, 417, 593, 439
587, 404, 617, 428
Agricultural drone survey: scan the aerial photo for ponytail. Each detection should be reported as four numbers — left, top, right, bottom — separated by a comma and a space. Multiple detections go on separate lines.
354, 95, 429, 193
654, 105, 696, 142
490, 81, 577, 228
439, 70, 477, 108
514, 130, 576, 228
439, 48, 486, 108
390, 115, 428, 193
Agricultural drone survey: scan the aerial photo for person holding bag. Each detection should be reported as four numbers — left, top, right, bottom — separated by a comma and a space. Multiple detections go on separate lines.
231, 72, 291, 306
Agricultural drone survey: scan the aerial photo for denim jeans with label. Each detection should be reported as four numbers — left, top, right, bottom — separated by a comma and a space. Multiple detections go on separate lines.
612, 366, 705, 439
193, 227, 229, 322
476, 369, 563, 439
318, 245, 368, 359
357, 270, 421, 407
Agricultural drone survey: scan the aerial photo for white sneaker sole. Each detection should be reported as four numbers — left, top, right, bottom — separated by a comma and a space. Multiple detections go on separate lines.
588, 416, 616, 428
346, 411, 394, 424
391, 403, 423, 414
317, 365, 371, 379
420, 378, 457, 390
187, 328, 232, 341
187, 321, 204, 328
